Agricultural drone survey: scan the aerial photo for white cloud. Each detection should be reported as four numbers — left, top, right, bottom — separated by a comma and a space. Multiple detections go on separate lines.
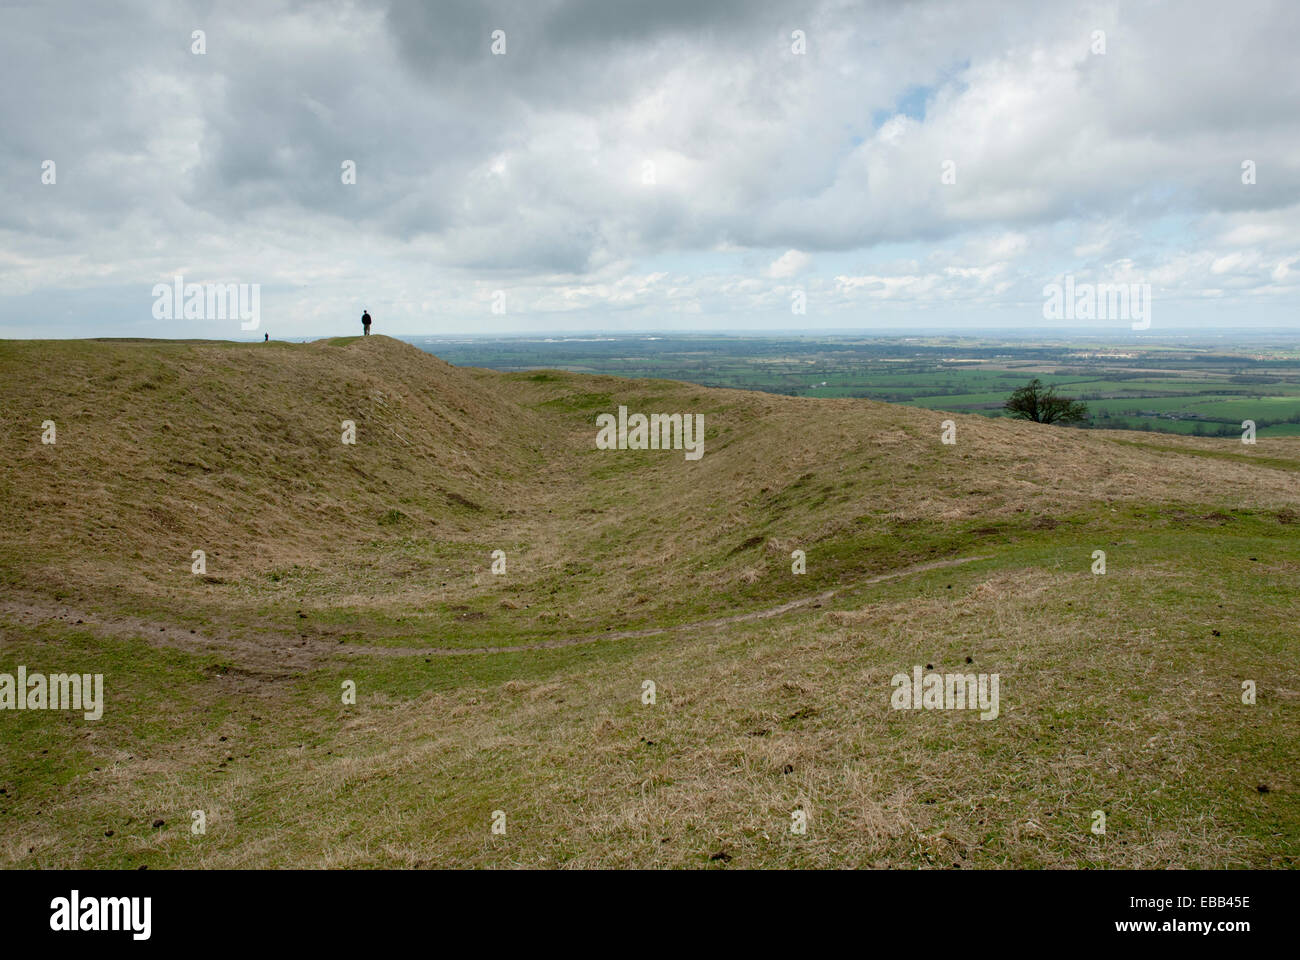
0, 0, 1297, 335
767, 250, 811, 278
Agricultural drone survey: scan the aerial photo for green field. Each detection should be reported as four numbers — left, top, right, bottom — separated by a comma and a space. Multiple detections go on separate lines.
412, 334, 1300, 438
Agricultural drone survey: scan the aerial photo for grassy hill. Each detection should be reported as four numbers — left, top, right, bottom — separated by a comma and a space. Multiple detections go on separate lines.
1, 336, 1297, 867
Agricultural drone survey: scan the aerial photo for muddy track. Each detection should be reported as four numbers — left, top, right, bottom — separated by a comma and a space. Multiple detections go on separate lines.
0, 598, 330, 676
0, 555, 987, 668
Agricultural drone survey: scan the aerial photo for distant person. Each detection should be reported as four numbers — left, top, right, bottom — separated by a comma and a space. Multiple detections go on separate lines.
362, 309, 372, 336
264, 332, 269, 342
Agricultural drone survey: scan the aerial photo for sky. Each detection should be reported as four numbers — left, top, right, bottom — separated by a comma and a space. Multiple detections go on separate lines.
1, 0, 1298, 339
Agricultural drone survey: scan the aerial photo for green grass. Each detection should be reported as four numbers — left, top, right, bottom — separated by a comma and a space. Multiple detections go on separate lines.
2, 335, 1298, 868
1107, 437, 1300, 473
5, 511, 1295, 868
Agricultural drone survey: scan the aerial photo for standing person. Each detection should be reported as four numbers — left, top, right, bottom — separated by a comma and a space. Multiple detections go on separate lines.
264, 332, 269, 342
362, 309, 372, 336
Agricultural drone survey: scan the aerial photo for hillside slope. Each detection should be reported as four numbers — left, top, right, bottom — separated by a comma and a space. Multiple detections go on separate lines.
0, 337, 551, 606
1, 336, 1297, 868
4, 335, 1297, 638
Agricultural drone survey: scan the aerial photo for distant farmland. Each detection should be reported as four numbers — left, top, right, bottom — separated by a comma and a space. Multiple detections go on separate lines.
411, 334, 1300, 438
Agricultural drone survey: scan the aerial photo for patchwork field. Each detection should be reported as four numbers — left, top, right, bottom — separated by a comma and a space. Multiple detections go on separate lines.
1, 335, 1296, 868
416, 334, 1300, 438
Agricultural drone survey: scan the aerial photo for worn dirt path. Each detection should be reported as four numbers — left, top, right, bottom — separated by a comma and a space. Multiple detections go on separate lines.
377, 554, 988, 656
0, 555, 987, 669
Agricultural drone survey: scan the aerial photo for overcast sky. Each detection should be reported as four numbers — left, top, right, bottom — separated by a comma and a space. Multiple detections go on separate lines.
2, 0, 1298, 339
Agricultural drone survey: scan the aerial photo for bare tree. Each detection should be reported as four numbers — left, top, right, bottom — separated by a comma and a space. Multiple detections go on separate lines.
1004, 378, 1088, 424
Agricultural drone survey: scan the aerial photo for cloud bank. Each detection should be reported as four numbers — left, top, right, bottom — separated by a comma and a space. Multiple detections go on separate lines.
1, 0, 1297, 336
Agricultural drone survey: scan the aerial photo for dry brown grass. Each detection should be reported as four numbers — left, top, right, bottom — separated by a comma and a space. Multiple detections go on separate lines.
1, 336, 1297, 869
3, 336, 1298, 630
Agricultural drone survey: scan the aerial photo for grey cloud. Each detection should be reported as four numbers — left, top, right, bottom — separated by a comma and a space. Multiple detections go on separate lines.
1, 0, 1298, 333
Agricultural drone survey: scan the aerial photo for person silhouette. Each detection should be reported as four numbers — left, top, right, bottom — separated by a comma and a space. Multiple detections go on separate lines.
264, 332, 269, 342
362, 309, 372, 335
